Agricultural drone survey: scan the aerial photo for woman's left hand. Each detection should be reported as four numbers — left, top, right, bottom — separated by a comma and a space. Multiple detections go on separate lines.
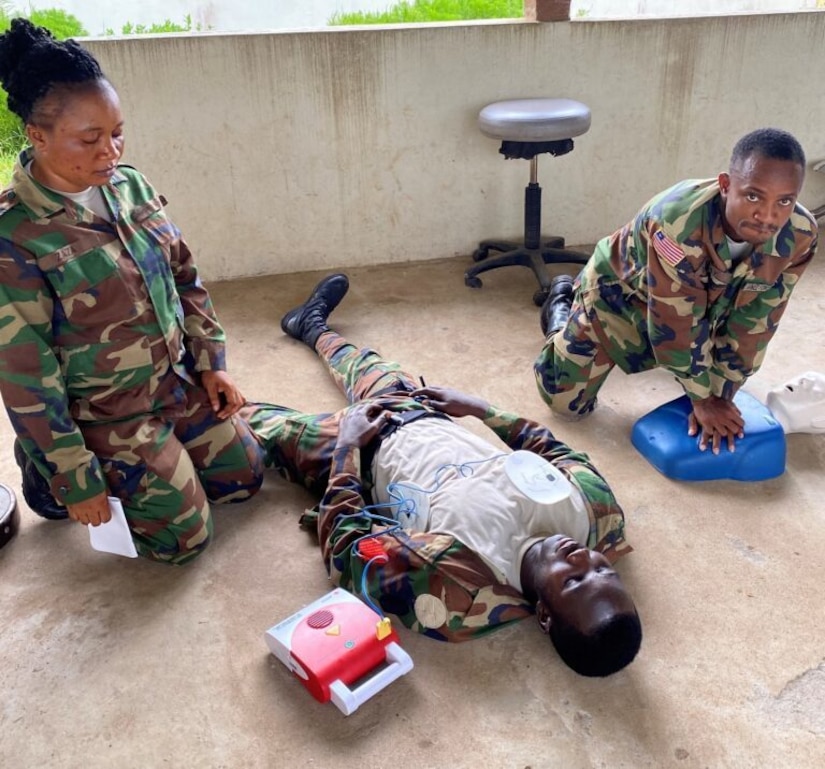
411, 386, 489, 419
201, 370, 245, 419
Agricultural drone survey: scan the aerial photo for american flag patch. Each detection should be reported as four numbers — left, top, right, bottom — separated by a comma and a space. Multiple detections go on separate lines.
652, 231, 685, 266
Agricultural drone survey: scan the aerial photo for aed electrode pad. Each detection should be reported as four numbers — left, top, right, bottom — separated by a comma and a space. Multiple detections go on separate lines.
504, 450, 574, 505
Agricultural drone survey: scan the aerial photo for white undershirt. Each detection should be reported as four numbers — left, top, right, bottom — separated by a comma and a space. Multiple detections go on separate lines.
726, 236, 753, 265
25, 160, 112, 221
371, 419, 590, 591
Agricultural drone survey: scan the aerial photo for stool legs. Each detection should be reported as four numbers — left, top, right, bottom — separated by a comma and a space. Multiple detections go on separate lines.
465, 157, 589, 306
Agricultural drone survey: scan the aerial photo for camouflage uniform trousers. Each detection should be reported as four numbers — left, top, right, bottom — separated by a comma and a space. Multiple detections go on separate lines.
240, 331, 425, 494
82, 378, 264, 565
534, 290, 624, 418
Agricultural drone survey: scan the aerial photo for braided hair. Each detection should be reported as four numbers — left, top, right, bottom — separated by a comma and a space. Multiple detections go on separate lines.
0, 17, 106, 126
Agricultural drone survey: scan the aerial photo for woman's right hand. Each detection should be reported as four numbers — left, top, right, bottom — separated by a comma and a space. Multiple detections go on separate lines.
66, 491, 112, 526
337, 403, 393, 448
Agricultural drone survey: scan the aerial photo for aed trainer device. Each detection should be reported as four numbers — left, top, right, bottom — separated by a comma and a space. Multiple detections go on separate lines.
264, 587, 413, 715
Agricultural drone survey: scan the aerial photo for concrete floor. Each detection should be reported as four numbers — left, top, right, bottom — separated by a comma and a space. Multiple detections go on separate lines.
1, 255, 824, 769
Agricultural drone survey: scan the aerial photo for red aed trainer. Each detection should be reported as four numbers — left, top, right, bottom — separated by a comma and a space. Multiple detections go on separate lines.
264, 588, 413, 715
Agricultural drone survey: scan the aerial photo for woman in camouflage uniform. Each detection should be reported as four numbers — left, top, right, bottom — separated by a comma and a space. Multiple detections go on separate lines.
0, 19, 263, 564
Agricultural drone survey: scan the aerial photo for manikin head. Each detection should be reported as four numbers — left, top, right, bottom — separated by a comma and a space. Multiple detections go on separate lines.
766, 372, 825, 434
521, 535, 642, 677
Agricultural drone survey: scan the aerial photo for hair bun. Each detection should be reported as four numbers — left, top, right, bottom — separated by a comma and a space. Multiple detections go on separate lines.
0, 18, 55, 85
0, 17, 103, 122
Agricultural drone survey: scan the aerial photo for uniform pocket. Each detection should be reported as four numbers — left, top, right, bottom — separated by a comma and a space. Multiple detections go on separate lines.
733, 281, 776, 310
39, 236, 120, 295
133, 195, 177, 248
40, 241, 137, 330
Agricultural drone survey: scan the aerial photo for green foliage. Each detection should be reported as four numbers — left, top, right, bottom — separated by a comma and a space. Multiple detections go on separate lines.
27, 8, 87, 38
0, 147, 14, 186
0, 110, 24, 152
104, 15, 209, 36
0, 4, 87, 35
329, 0, 524, 25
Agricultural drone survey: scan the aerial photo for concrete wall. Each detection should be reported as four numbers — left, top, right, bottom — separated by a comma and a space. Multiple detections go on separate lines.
79, 13, 825, 281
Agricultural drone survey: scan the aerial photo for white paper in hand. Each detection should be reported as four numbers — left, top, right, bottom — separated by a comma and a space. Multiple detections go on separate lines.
88, 497, 138, 558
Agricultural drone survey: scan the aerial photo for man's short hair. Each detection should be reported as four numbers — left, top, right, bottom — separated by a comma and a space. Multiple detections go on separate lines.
549, 611, 642, 677
730, 128, 806, 170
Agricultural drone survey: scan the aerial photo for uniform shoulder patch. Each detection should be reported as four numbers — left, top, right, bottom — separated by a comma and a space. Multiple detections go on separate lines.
652, 229, 686, 266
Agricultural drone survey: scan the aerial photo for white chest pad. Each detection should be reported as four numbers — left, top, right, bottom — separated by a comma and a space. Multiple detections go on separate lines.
504, 450, 574, 504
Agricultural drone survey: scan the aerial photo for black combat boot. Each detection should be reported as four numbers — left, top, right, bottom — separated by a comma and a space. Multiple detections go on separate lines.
13, 439, 69, 520
540, 274, 575, 337
280, 274, 350, 349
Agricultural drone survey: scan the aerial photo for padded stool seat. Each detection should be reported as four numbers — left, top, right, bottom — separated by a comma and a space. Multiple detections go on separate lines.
631, 391, 786, 482
466, 98, 592, 306
478, 98, 592, 143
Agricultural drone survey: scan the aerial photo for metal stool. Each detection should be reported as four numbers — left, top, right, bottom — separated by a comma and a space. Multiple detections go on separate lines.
465, 98, 592, 306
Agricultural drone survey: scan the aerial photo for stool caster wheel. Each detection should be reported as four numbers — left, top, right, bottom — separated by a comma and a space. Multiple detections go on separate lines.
472, 247, 489, 262
533, 288, 549, 307
465, 274, 483, 289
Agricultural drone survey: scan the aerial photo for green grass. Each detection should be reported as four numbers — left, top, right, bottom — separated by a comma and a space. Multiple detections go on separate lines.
104, 14, 209, 36
0, 150, 14, 187
329, 0, 524, 25
0, 109, 24, 189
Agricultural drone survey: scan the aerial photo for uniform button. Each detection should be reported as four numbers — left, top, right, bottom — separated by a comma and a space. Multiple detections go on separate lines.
414, 594, 449, 629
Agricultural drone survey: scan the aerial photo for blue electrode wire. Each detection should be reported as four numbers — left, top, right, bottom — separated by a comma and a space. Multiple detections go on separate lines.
360, 555, 388, 616
329, 502, 403, 564
384, 453, 508, 525
338, 453, 508, 614
344, 505, 405, 617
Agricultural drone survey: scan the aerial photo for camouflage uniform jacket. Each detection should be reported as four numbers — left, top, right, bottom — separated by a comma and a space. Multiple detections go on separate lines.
307, 405, 631, 642
580, 178, 818, 401
0, 151, 226, 505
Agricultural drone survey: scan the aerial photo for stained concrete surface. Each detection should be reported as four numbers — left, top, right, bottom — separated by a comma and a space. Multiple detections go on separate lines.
1, 256, 824, 769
